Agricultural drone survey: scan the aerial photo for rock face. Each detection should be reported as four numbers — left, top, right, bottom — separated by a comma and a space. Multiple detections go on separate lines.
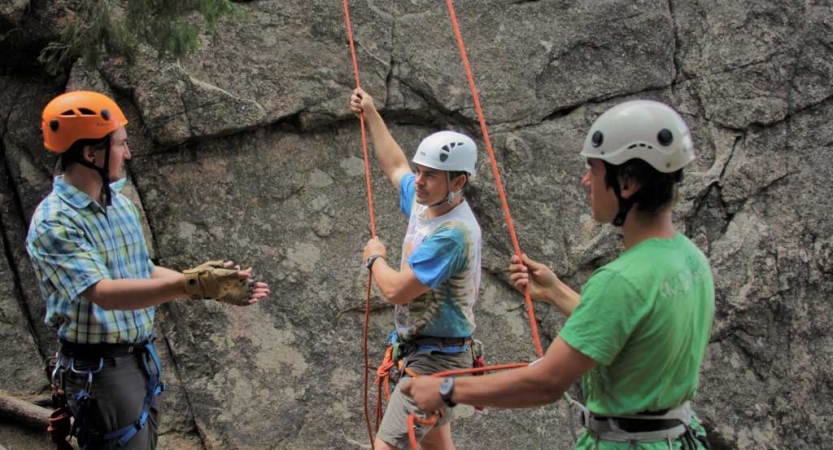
1, 0, 831, 449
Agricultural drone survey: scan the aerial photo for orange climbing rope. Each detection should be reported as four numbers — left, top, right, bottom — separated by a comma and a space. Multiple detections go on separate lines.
444, 0, 543, 358
404, 0, 550, 447
342, 0, 548, 448
340, 0, 378, 447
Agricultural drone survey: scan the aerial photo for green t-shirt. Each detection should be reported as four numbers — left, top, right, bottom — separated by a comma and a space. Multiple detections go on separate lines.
559, 233, 714, 449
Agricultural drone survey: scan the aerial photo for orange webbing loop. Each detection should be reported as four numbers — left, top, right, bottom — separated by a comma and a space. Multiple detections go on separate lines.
444, 0, 543, 358
341, 0, 378, 446
408, 413, 438, 450
405, 364, 530, 449
374, 346, 396, 403
373, 345, 419, 402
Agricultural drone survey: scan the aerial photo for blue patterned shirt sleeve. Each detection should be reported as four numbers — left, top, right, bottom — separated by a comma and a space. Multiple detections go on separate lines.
399, 172, 416, 217
28, 220, 110, 304
407, 226, 467, 289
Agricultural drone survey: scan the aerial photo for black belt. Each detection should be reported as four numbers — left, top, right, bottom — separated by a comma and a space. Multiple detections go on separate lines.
591, 412, 681, 433
410, 336, 472, 348
59, 340, 149, 359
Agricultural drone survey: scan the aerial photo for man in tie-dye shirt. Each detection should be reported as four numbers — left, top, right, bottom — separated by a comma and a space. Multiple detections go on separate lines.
351, 88, 482, 450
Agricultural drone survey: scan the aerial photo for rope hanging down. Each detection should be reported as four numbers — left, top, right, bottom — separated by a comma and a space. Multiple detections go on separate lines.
404, 0, 550, 446
340, 0, 378, 447
342, 0, 548, 447
444, 0, 543, 358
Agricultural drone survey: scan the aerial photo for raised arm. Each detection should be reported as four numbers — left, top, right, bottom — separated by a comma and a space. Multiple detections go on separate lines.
349, 88, 412, 190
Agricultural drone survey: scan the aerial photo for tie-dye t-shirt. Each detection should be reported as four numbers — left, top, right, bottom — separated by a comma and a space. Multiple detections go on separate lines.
395, 173, 482, 340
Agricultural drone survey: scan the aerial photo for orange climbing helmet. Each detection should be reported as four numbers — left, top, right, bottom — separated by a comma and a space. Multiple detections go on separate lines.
41, 91, 128, 153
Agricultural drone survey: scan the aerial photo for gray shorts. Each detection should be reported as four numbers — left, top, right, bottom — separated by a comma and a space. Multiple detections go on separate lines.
61, 352, 162, 450
376, 348, 473, 449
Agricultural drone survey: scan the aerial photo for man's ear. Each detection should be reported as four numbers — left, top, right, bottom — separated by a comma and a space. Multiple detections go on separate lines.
451, 173, 468, 191
82, 145, 96, 164
619, 177, 642, 200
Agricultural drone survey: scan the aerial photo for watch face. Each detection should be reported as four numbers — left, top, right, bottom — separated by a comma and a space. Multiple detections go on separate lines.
440, 377, 454, 396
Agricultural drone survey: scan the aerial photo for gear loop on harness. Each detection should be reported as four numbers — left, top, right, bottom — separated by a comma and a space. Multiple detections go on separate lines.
53, 338, 165, 449
49, 353, 74, 450
563, 397, 711, 449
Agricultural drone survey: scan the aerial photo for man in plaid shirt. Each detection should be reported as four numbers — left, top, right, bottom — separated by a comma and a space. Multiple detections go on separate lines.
26, 91, 270, 449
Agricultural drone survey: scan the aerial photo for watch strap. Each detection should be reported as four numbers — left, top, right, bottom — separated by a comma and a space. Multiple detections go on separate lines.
365, 254, 384, 270
440, 377, 456, 408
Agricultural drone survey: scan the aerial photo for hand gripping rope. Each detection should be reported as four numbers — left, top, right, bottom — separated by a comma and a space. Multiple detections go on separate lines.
341, 0, 545, 448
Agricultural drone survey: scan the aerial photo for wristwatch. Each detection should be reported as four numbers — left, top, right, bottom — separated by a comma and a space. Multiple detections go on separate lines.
439, 377, 456, 408
365, 254, 384, 270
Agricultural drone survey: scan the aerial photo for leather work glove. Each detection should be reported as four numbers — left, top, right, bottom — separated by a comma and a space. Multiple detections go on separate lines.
192, 260, 226, 271
183, 265, 255, 306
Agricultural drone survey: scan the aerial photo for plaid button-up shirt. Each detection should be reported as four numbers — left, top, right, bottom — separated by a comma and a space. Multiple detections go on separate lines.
26, 176, 156, 344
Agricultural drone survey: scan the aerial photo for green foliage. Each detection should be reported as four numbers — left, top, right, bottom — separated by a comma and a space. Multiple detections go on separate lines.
39, 0, 242, 76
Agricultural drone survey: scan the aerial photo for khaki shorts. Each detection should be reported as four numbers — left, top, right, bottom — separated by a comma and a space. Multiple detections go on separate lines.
376, 348, 473, 449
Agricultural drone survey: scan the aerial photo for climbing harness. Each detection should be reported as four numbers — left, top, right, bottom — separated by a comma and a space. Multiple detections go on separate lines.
563, 394, 711, 449
374, 332, 479, 402
50, 338, 165, 449
372, 333, 480, 431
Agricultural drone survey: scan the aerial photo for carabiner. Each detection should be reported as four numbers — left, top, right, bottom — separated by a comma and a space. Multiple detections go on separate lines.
70, 357, 104, 392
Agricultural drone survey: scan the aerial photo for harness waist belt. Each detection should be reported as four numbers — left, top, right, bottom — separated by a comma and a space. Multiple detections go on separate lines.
590, 417, 684, 433
583, 402, 693, 443
59, 340, 149, 359
410, 336, 472, 348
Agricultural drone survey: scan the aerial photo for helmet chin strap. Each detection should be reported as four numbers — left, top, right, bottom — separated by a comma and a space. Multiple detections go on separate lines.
73, 136, 113, 209
604, 162, 639, 227
611, 179, 649, 227
610, 181, 634, 227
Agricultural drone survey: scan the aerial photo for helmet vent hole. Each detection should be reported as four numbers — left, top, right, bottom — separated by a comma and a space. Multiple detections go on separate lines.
628, 144, 638, 149
657, 129, 673, 146
78, 108, 96, 116
49, 119, 60, 132
440, 153, 449, 162
449, 142, 457, 149
442, 145, 450, 152
60, 110, 76, 117
591, 131, 603, 147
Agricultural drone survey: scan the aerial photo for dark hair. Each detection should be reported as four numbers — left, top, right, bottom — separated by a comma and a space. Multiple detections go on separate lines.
449, 170, 469, 189
603, 159, 683, 213
59, 136, 109, 171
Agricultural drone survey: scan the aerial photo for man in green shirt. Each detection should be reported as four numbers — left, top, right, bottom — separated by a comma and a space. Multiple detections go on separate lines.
402, 100, 715, 449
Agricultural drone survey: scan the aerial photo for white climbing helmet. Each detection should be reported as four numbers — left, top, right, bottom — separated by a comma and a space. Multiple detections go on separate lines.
580, 100, 695, 173
413, 130, 477, 177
